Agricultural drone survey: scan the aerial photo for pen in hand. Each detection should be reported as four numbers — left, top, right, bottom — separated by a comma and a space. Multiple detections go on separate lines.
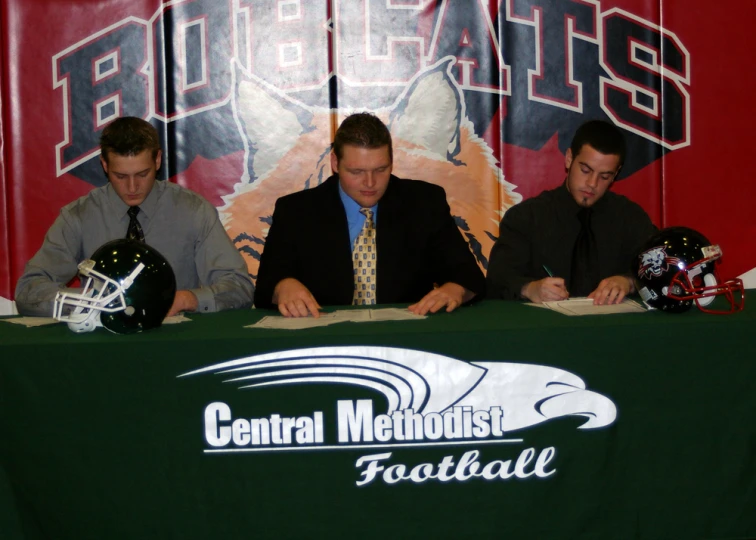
542, 264, 571, 299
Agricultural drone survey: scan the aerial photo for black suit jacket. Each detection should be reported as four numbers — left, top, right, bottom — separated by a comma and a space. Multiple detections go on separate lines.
254, 175, 485, 308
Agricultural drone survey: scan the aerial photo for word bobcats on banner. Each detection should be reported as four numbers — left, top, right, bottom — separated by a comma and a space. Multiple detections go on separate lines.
53, 0, 690, 178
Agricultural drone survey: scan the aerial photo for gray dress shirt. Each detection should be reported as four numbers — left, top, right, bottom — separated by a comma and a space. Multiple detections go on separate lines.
15, 180, 254, 316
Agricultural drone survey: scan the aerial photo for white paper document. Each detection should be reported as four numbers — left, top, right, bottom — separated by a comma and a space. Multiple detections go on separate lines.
162, 314, 193, 325
248, 308, 426, 330
540, 297, 647, 316
0, 316, 60, 327
0, 313, 192, 329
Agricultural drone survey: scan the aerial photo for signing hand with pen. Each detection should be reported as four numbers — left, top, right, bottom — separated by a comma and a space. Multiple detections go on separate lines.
520, 264, 569, 303
521, 278, 569, 303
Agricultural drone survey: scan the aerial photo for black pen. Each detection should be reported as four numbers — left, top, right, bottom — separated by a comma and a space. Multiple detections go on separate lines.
543, 264, 554, 277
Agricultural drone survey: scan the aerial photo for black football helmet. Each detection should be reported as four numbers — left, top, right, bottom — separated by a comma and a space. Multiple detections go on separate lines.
633, 227, 744, 314
53, 239, 177, 333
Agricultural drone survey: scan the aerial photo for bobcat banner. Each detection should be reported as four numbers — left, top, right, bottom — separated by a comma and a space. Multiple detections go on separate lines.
1, 0, 756, 311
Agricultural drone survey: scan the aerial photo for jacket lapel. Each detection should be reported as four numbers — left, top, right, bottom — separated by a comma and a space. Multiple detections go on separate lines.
320, 176, 357, 302
375, 176, 405, 303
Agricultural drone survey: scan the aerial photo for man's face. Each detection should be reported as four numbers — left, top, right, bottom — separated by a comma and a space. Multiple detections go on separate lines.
564, 144, 621, 207
331, 144, 392, 208
101, 149, 162, 207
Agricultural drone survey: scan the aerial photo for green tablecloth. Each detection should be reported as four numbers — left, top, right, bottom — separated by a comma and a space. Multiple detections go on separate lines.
1, 299, 754, 539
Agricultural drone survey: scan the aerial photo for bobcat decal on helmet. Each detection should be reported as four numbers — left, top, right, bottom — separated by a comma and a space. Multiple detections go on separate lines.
637, 246, 681, 279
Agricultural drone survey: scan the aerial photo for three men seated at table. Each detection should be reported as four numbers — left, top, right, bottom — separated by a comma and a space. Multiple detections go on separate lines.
15, 117, 254, 317
15, 114, 654, 319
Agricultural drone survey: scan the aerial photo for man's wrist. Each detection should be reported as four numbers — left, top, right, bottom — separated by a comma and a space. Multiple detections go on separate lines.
187, 287, 212, 312
272, 278, 293, 303
439, 282, 475, 305
520, 281, 534, 301
623, 275, 636, 294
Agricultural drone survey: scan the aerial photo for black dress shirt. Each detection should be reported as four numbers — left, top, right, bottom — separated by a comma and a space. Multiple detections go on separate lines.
486, 184, 657, 300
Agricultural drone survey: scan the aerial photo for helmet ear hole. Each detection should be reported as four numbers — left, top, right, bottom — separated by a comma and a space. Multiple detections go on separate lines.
697, 273, 718, 307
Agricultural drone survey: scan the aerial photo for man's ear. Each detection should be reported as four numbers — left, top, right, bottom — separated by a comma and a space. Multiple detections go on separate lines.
607, 165, 621, 190
155, 149, 163, 171
100, 154, 109, 175
330, 151, 338, 173
564, 148, 573, 171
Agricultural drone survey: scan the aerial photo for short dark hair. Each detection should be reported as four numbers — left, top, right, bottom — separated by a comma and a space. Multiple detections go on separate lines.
100, 117, 161, 163
332, 113, 392, 162
570, 120, 626, 168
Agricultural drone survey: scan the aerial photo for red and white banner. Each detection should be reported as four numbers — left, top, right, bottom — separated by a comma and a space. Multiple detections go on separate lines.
2, 0, 754, 310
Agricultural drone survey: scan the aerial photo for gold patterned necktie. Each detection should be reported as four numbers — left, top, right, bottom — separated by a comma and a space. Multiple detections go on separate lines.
126, 206, 145, 243
352, 208, 376, 305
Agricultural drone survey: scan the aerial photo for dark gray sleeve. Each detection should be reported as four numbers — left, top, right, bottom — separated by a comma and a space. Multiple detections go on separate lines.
425, 186, 486, 297
485, 205, 536, 300
14, 211, 83, 317
253, 198, 299, 310
620, 201, 659, 273
190, 202, 254, 312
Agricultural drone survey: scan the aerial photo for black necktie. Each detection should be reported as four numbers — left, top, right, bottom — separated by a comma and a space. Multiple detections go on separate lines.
126, 206, 145, 243
570, 208, 598, 297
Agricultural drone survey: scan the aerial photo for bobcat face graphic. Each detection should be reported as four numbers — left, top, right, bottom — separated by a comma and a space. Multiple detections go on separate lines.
637, 246, 681, 278
222, 57, 521, 283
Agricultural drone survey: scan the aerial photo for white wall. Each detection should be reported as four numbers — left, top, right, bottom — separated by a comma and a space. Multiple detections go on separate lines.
0, 297, 19, 316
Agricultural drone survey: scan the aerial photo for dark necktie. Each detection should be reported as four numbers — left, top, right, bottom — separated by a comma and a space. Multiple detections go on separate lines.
569, 207, 599, 297
126, 206, 145, 243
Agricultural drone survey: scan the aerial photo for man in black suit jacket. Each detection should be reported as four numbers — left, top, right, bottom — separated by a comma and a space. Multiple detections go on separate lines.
254, 113, 485, 317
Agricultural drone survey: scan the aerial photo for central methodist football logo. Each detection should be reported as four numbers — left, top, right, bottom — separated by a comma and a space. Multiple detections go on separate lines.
180, 346, 616, 443
180, 346, 617, 485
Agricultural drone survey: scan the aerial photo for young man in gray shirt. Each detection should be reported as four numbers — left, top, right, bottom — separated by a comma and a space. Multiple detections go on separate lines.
15, 117, 253, 317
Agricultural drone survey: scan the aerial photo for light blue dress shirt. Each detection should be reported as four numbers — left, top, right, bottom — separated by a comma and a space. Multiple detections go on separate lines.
338, 183, 378, 249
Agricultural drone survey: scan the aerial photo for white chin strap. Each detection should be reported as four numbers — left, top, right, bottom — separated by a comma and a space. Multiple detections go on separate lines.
67, 307, 102, 333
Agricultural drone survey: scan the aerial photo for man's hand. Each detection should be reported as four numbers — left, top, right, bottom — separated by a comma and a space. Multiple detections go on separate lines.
168, 290, 199, 316
273, 278, 322, 318
408, 282, 472, 315
588, 275, 634, 305
521, 278, 569, 303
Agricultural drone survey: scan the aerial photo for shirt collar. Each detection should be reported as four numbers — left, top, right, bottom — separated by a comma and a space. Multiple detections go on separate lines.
138, 180, 161, 218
